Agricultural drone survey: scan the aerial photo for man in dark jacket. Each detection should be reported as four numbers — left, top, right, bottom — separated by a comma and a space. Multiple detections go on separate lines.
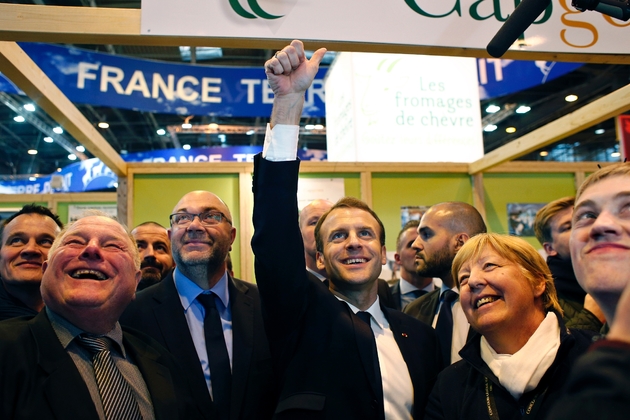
252, 39, 440, 419
534, 196, 604, 331
0, 213, 194, 419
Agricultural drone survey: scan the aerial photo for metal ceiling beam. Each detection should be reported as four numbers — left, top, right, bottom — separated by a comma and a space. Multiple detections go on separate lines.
0, 41, 127, 175
469, 82, 630, 174
1, 4, 629, 64
0, 92, 88, 159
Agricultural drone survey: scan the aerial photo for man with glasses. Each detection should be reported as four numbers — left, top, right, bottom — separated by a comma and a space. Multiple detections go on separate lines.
122, 191, 275, 420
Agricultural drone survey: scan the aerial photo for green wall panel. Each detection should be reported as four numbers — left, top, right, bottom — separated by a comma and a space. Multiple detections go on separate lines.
372, 173, 472, 252
484, 173, 576, 248
133, 174, 241, 277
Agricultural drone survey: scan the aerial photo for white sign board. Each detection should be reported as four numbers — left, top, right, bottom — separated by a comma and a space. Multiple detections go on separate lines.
141, 0, 630, 55
297, 178, 345, 210
68, 205, 118, 223
325, 52, 483, 163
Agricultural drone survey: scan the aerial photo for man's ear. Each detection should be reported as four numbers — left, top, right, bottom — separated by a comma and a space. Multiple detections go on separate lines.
542, 242, 557, 257
394, 252, 402, 265
42, 260, 48, 275
454, 233, 470, 252
316, 251, 326, 271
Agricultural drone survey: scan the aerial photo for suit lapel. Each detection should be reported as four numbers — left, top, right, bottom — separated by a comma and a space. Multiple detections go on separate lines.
30, 312, 100, 420
228, 277, 253, 420
152, 275, 214, 416
125, 333, 179, 420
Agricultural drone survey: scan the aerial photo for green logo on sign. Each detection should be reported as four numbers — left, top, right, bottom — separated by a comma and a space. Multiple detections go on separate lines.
229, 0, 283, 19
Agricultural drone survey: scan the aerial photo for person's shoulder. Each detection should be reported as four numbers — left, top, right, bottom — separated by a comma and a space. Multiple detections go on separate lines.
0, 315, 35, 340
404, 288, 440, 314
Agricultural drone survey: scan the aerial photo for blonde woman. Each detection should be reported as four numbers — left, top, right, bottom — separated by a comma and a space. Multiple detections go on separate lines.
426, 233, 594, 420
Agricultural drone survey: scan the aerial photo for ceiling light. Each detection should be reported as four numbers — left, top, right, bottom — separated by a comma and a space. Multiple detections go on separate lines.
506, 127, 516, 133
23, 104, 35, 112
27, 149, 37, 155
53, 126, 63, 134
314, 124, 324, 130
483, 124, 498, 132
565, 94, 578, 102
56, 168, 62, 172
183, 144, 191, 150
305, 124, 315, 130
14, 116, 25, 122
540, 151, 549, 157
515, 105, 531, 114
76, 145, 85, 152
68, 154, 77, 160
182, 123, 192, 129
595, 128, 605, 135
113, 182, 119, 188
246, 130, 255, 135
121, 149, 128, 154
43, 137, 54, 143
98, 122, 109, 129
611, 151, 621, 158
218, 134, 226, 143
28, 176, 36, 181
156, 128, 166, 136
208, 123, 219, 130
486, 105, 501, 113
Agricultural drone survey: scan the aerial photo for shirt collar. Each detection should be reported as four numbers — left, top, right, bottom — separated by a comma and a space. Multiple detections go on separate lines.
174, 267, 230, 310
440, 283, 459, 297
306, 266, 327, 281
335, 295, 388, 331
46, 307, 126, 356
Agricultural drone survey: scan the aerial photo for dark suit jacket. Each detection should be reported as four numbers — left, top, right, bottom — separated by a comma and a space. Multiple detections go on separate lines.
0, 311, 194, 420
403, 288, 441, 324
121, 271, 275, 420
251, 154, 440, 419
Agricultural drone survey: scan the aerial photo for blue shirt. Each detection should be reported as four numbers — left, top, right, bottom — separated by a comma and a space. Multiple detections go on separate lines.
173, 267, 233, 398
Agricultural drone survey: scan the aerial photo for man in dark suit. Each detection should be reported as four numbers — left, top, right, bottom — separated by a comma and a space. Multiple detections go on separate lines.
390, 220, 436, 311
0, 204, 63, 321
132, 221, 175, 291
252, 40, 440, 419
0, 213, 194, 420
122, 191, 275, 420
404, 201, 486, 368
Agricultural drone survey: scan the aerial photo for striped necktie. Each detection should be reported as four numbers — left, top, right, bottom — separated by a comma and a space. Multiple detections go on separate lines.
76, 334, 143, 420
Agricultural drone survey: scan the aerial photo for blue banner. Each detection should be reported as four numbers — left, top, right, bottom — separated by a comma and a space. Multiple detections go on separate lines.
3, 43, 327, 117
0, 146, 327, 194
477, 59, 582, 100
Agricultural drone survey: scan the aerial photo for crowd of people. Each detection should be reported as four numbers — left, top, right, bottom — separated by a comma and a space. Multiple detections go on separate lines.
0, 39, 628, 419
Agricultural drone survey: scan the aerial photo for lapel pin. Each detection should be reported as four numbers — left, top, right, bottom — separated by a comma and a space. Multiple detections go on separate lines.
401, 333, 408, 338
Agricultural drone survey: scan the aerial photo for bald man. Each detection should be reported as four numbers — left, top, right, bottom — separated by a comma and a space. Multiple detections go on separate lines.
300, 199, 334, 280
122, 191, 275, 420
404, 202, 486, 368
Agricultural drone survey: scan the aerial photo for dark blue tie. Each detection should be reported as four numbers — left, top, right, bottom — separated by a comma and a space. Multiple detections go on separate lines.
197, 293, 232, 420
435, 290, 459, 367
356, 311, 383, 403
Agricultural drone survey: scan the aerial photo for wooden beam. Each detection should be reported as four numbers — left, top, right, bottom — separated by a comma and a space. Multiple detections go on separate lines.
469, 82, 630, 174
0, 41, 127, 176
1, 4, 630, 64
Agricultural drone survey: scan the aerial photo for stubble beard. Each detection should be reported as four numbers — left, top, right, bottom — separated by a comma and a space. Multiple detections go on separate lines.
415, 247, 453, 280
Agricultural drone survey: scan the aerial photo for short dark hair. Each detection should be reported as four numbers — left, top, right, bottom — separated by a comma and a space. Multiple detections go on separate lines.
396, 219, 420, 252
533, 196, 574, 245
0, 204, 63, 246
314, 197, 385, 253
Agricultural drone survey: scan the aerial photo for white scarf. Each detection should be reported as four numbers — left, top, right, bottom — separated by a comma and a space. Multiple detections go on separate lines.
480, 312, 561, 400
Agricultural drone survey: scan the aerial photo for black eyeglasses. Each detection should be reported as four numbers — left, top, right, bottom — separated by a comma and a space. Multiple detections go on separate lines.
169, 211, 232, 227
